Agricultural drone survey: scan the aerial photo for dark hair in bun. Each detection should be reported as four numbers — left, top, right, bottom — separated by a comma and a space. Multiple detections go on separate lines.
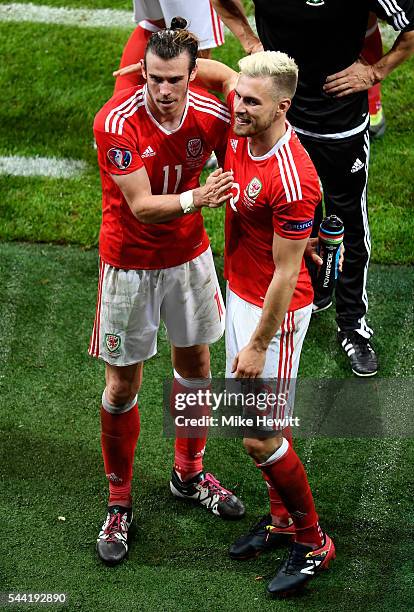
170, 16, 188, 30
145, 16, 199, 73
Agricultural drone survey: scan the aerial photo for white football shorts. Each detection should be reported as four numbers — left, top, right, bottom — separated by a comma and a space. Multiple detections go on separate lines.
133, 0, 225, 49
225, 287, 312, 425
89, 247, 225, 366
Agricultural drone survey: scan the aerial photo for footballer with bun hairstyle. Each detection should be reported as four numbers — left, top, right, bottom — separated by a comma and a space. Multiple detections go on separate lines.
91, 18, 244, 567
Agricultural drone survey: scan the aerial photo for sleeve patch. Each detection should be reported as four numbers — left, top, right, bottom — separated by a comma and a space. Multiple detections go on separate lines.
107, 148, 132, 170
283, 219, 313, 232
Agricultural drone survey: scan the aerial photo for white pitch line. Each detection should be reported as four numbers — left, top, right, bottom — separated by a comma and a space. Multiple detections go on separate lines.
0, 3, 134, 29
0, 155, 87, 178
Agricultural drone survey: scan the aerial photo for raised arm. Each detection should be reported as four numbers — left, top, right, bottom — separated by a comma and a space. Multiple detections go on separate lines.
195, 58, 238, 98
113, 61, 145, 86
232, 233, 307, 378
111, 166, 233, 224
211, 0, 263, 54
113, 58, 238, 97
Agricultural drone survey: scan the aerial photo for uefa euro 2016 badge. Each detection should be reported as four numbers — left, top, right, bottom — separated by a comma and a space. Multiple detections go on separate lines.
105, 333, 121, 354
107, 148, 132, 170
306, 0, 325, 5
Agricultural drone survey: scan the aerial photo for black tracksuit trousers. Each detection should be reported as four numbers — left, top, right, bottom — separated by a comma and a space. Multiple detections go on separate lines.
299, 128, 373, 336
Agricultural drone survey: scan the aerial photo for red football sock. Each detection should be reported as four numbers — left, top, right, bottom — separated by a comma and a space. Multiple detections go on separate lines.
262, 429, 294, 527
174, 438, 206, 481
258, 439, 323, 547
114, 24, 153, 93
172, 374, 209, 481
362, 22, 383, 65
101, 401, 140, 507
262, 472, 291, 527
361, 22, 383, 116
283, 425, 293, 446
368, 83, 382, 117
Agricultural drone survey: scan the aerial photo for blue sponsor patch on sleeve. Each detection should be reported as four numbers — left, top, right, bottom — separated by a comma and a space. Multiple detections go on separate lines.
107, 148, 132, 170
283, 219, 313, 232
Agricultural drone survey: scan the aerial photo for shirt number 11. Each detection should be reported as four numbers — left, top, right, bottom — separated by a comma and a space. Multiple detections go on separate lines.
162, 164, 183, 194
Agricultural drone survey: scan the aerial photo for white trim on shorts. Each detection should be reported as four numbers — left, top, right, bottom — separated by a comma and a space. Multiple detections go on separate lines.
133, 0, 224, 49
138, 20, 162, 33
89, 247, 225, 366
225, 287, 312, 379
225, 287, 312, 423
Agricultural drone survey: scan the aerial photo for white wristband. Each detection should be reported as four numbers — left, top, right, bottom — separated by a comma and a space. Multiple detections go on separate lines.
179, 190, 196, 214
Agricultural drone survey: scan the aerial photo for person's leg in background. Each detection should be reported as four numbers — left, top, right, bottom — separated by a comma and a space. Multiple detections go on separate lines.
114, 19, 164, 93
362, 13, 386, 138
299, 130, 378, 377
160, 0, 225, 169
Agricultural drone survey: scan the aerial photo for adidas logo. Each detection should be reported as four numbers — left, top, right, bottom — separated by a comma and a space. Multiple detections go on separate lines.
341, 337, 356, 357
351, 158, 364, 173
142, 145, 156, 158
230, 139, 238, 153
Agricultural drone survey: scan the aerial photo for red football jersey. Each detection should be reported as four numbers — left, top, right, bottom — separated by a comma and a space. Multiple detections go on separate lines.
224, 94, 321, 310
94, 84, 230, 269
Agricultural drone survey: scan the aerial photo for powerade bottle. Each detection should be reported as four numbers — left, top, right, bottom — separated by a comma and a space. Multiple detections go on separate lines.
313, 215, 344, 312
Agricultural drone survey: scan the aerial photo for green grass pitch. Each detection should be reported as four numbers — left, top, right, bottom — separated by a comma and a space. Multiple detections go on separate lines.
1, 244, 413, 611
0, 1, 413, 610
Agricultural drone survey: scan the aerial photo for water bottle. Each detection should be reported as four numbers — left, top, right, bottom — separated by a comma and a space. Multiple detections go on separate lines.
313, 215, 344, 310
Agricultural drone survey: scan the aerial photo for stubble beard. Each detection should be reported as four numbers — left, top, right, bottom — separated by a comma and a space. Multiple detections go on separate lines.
233, 117, 254, 137
146, 82, 189, 121
234, 111, 276, 138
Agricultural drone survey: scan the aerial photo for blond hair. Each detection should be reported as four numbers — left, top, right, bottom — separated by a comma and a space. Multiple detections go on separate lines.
238, 51, 298, 99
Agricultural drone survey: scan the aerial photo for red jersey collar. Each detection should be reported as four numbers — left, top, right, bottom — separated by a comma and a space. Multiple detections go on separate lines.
143, 84, 190, 135
247, 122, 292, 161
